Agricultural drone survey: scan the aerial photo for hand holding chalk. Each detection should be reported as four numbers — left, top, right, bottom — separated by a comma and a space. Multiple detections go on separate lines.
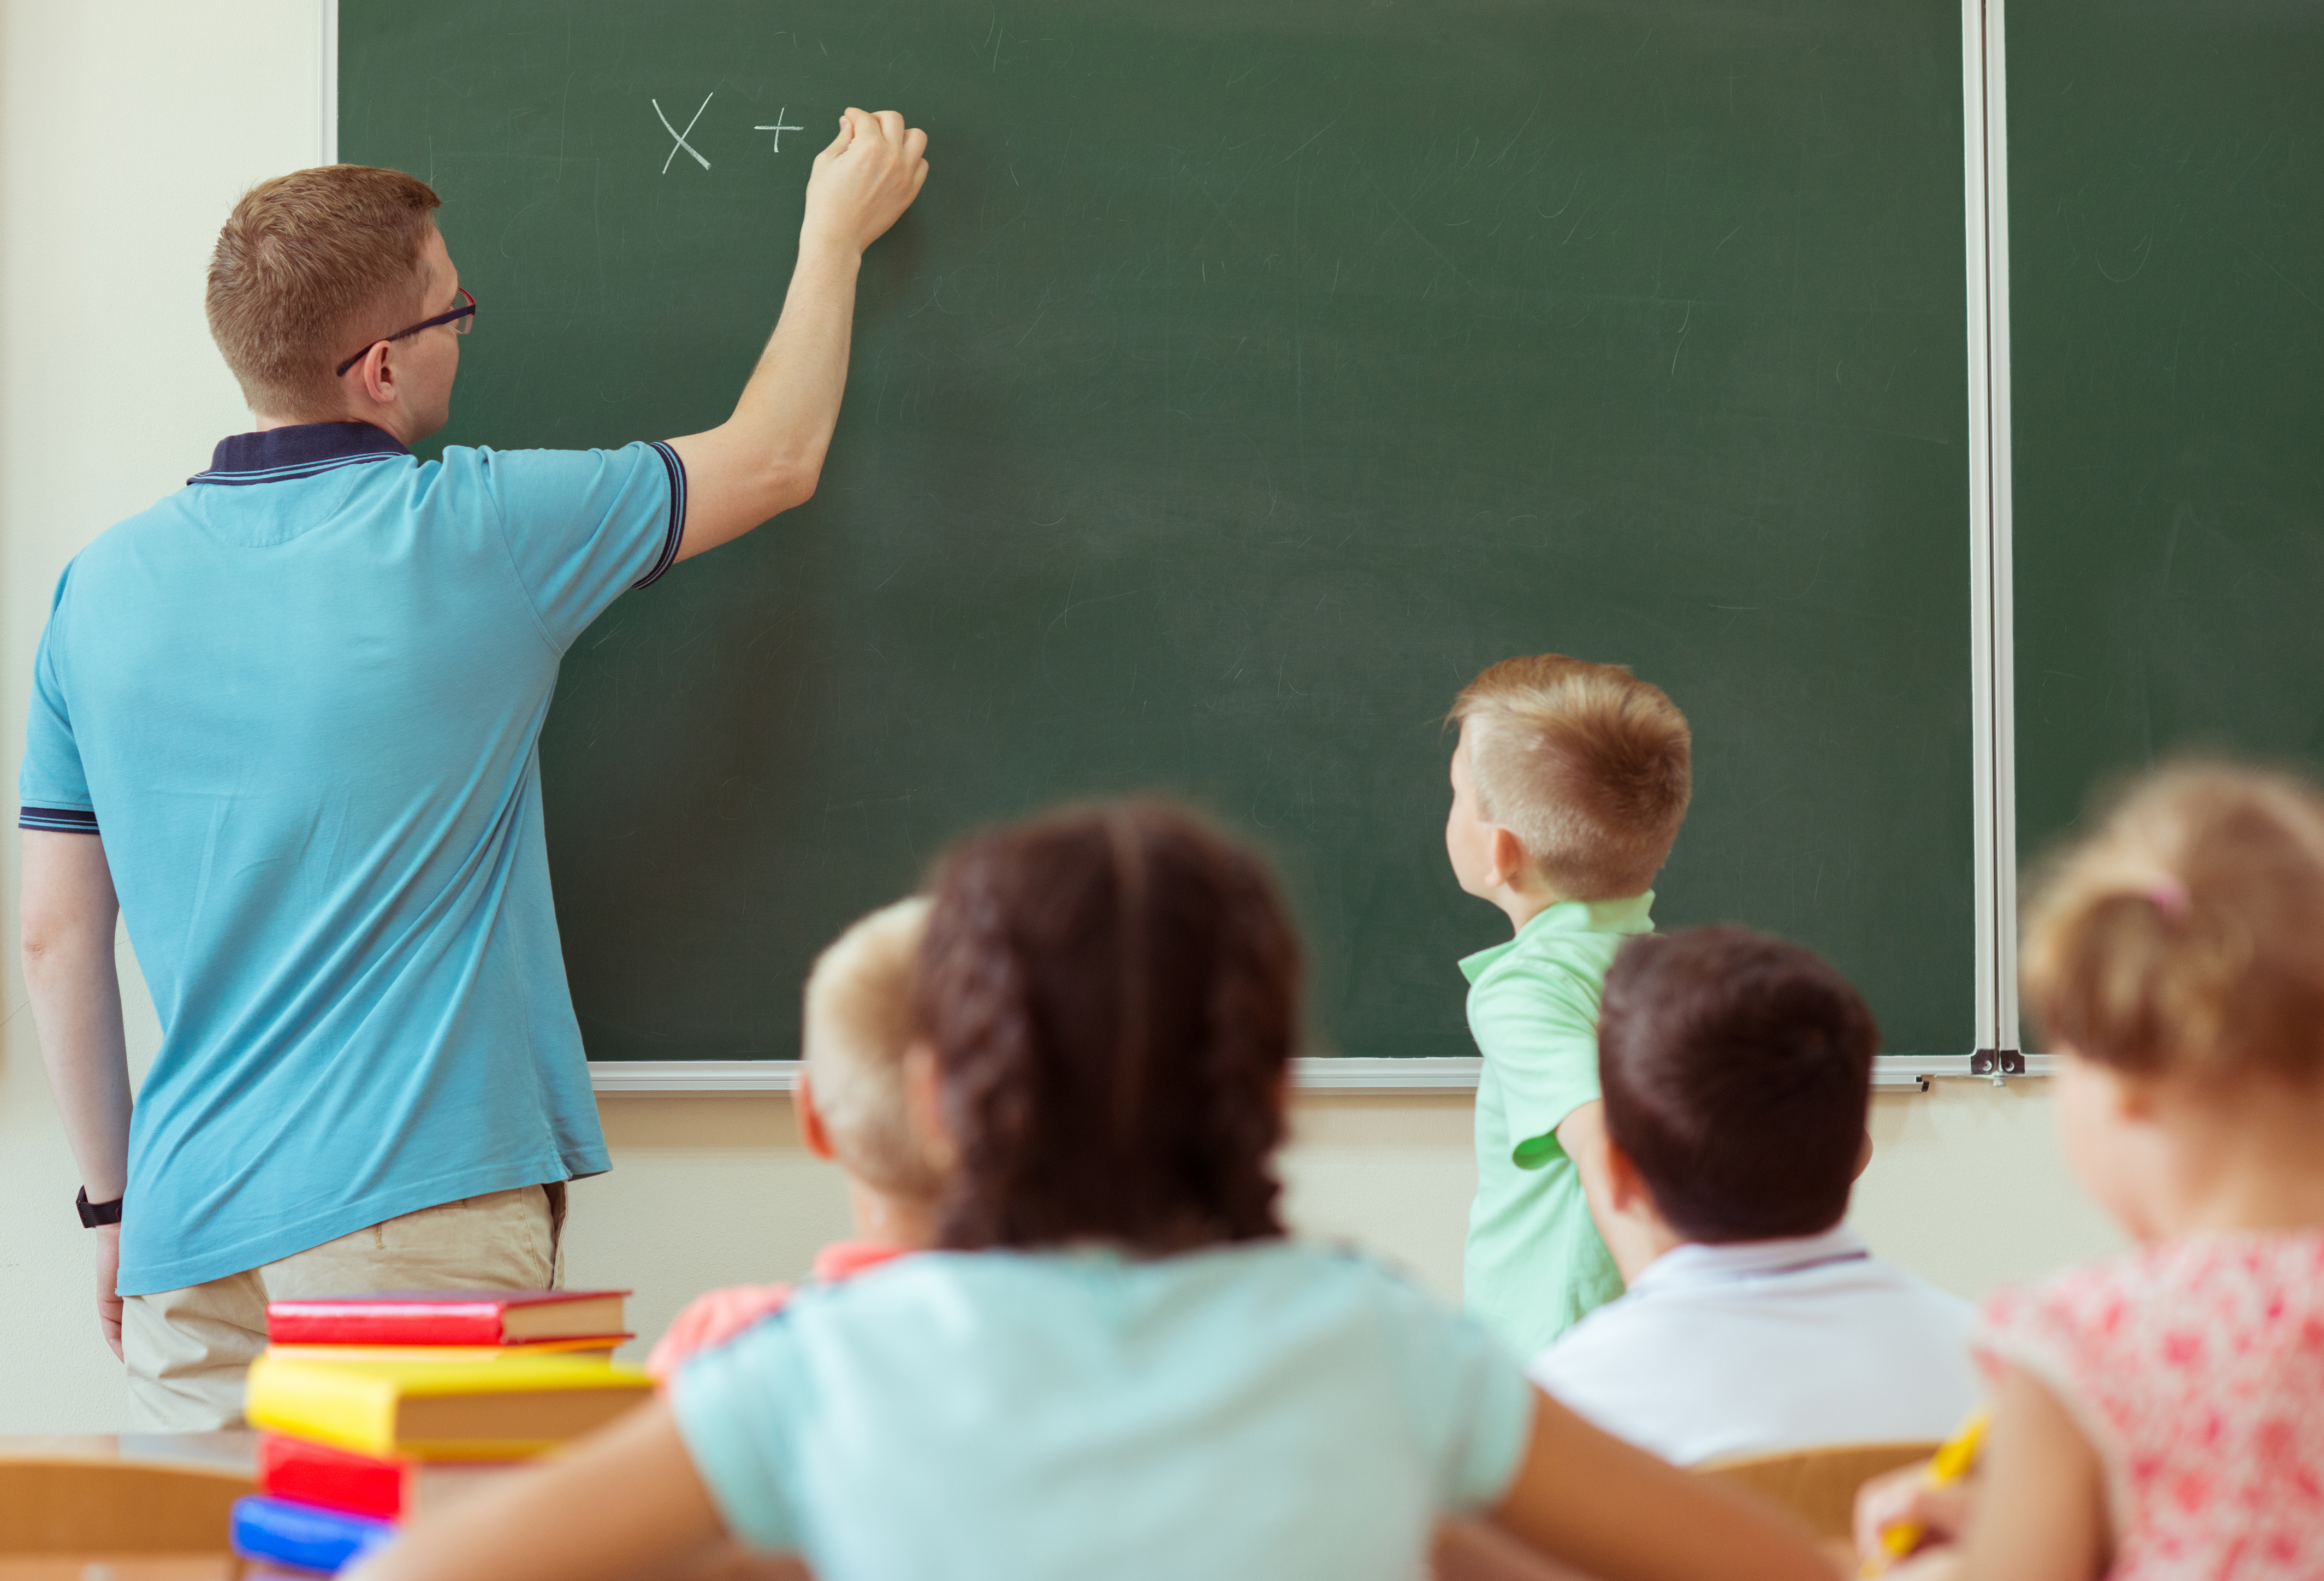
803, 107, 931, 257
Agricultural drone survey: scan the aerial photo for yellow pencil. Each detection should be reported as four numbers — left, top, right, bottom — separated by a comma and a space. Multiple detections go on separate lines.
1869, 1407, 1990, 1574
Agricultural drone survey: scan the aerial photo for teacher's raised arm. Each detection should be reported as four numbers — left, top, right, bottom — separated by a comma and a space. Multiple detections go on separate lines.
666, 107, 929, 559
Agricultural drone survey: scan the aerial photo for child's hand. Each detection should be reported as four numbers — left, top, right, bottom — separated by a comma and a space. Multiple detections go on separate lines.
645, 1283, 796, 1384
1853, 1460, 1972, 1573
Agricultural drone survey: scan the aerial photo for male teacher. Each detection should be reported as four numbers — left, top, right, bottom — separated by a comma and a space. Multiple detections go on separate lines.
19, 109, 928, 1429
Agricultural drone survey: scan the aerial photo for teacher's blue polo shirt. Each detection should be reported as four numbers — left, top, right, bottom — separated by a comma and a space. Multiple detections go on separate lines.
19, 422, 686, 1294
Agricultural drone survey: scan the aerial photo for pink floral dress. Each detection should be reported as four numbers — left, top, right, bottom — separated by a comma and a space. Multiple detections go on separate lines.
1979, 1231, 2324, 1578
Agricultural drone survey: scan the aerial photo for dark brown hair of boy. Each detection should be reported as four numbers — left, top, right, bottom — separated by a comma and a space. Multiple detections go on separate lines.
1596, 927, 1876, 1243
916, 799, 1301, 1255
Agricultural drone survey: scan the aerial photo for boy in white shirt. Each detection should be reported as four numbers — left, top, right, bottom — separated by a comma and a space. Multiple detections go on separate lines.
1527, 926, 1976, 1466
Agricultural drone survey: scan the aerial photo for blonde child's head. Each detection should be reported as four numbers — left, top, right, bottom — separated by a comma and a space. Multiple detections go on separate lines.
2023, 761, 2324, 1240
1448, 654, 1692, 901
2023, 761, 2324, 1088
803, 896, 941, 1201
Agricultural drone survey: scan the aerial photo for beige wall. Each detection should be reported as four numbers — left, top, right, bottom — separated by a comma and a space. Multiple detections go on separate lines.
566, 1079, 2123, 1382
0, 0, 2121, 1436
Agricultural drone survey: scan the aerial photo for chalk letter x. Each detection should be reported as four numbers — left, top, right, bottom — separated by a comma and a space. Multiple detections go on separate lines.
654, 93, 714, 173
754, 108, 805, 152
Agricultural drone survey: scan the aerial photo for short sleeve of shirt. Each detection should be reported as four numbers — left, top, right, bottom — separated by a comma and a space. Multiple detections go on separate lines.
1366, 1265, 1540, 1513
1974, 1269, 2139, 1547
19, 563, 98, 833
472, 441, 686, 650
1469, 965, 1602, 1166
673, 1320, 806, 1553
1973, 1271, 2129, 1494
1975, 1278, 2078, 1391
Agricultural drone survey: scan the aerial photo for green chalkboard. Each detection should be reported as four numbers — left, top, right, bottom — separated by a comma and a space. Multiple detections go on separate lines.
2012, 4, 2324, 862
341, 0, 1975, 1062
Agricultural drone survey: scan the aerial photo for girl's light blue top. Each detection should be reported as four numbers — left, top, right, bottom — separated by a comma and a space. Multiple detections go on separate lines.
675, 1239, 1537, 1580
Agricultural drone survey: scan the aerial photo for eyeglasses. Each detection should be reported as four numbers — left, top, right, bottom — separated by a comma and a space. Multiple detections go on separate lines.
335, 286, 477, 378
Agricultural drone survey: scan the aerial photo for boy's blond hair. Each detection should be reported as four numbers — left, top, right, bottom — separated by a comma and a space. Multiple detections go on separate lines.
2023, 761, 2324, 1085
804, 897, 940, 1197
1451, 655, 1692, 901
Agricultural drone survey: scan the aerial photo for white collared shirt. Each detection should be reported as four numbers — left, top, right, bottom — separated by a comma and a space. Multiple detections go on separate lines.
1526, 1225, 1978, 1466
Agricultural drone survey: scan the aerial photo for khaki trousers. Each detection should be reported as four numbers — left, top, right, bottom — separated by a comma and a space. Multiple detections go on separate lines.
122, 1183, 566, 1432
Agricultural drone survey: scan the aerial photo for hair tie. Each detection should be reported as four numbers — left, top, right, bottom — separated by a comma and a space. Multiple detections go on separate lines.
2145, 875, 2190, 920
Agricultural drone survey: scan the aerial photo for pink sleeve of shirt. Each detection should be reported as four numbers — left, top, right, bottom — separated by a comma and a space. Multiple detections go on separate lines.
1971, 1234, 2324, 1580
647, 1282, 796, 1384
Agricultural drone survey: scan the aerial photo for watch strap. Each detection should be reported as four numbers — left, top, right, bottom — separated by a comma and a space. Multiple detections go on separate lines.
76, 1186, 122, 1228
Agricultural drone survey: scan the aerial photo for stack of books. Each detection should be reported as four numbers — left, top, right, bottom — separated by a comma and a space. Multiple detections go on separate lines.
230, 1290, 648, 1574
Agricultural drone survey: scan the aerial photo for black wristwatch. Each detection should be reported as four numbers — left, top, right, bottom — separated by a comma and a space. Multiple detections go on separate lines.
76, 1187, 122, 1228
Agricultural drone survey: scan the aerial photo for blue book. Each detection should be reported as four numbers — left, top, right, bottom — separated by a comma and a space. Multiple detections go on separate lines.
231, 1494, 396, 1574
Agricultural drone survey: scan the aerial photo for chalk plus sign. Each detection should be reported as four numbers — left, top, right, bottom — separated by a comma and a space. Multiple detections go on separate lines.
754, 108, 805, 152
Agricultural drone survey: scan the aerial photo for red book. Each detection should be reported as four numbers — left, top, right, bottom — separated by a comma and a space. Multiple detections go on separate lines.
265, 1289, 629, 1346
259, 1434, 414, 1520
258, 1434, 514, 1521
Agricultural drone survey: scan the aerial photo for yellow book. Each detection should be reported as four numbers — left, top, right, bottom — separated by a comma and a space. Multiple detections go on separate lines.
244, 1353, 652, 1461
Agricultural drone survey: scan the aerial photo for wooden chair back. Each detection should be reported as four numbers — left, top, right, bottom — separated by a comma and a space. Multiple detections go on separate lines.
1695, 1440, 1937, 1541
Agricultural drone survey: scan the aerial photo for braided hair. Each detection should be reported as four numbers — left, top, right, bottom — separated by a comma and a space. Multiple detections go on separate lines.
915, 800, 1300, 1254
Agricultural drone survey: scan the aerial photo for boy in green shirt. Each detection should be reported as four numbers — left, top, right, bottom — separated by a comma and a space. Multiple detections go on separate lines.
1444, 654, 1693, 1357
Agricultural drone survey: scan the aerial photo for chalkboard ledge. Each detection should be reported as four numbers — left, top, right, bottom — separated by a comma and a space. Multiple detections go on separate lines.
584, 1057, 1486, 1094
583, 1056, 2008, 1094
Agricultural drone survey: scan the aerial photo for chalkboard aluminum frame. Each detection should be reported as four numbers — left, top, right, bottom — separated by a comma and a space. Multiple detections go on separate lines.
1964, 0, 2024, 1077
319, 0, 2034, 1097
583, 1056, 1971, 1094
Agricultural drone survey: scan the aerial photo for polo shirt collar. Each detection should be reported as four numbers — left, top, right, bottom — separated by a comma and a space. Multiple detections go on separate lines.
1628, 1223, 1871, 1298
189, 422, 409, 486
1459, 891, 1655, 983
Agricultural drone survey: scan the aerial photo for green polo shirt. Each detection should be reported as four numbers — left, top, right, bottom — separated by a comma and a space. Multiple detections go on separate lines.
1460, 893, 1654, 1358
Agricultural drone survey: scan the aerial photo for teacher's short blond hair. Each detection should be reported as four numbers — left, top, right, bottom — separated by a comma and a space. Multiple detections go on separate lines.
207, 164, 443, 419
804, 897, 940, 1197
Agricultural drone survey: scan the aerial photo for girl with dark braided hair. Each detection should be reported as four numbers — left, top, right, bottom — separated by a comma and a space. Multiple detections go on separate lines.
352, 801, 1834, 1581
910, 799, 1299, 1258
